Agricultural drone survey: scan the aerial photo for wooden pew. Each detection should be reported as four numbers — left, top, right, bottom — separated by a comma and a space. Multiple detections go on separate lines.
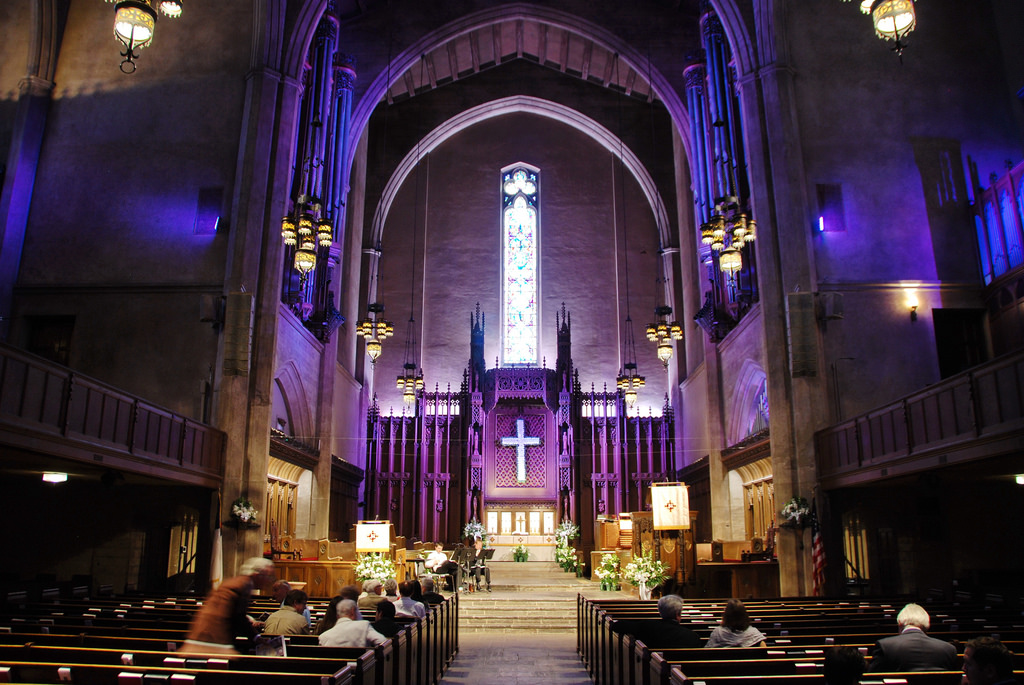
0, 661, 355, 685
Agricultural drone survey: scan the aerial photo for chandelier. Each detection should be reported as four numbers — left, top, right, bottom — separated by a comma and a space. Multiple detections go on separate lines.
396, 358, 425, 404
356, 303, 394, 363
646, 305, 683, 367
843, 0, 916, 55
281, 192, 332, 289
108, 0, 182, 73
701, 196, 756, 280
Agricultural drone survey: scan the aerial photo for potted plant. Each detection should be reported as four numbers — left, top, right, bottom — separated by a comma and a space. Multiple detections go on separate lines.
512, 543, 529, 562
780, 497, 811, 529
623, 551, 668, 600
354, 552, 396, 582
594, 553, 621, 591
463, 518, 487, 546
228, 497, 260, 529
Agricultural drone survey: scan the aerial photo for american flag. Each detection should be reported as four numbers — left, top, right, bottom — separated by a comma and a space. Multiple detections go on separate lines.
811, 500, 826, 596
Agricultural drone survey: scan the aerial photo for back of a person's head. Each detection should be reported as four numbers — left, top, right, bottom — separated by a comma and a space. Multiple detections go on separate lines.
658, 594, 684, 621
722, 599, 750, 631
361, 579, 375, 592
323, 595, 343, 621
421, 577, 435, 593
897, 603, 930, 630
240, 557, 274, 577
339, 584, 359, 601
383, 578, 398, 595
375, 599, 396, 620
337, 599, 358, 619
399, 580, 415, 597
966, 637, 1014, 678
285, 589, 307, 606
824, 646, 866, 685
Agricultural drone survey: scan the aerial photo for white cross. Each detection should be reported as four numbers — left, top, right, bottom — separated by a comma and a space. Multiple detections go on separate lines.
501, 417, 541, 483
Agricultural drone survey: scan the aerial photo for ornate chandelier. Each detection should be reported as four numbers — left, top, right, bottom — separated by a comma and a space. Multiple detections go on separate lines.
843, 0, 916, 55
646, 306, 683, 367
356, 303, 394, 363
281, 193, 332, 288
701, 196, 756, 280
108, 0, 182, 73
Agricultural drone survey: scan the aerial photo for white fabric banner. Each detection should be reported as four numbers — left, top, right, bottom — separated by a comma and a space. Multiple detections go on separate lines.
355, 522, 391, 552
652, 483, 690, 530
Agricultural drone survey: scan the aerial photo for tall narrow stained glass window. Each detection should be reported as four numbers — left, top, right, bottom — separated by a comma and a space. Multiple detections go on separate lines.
501, 166, 540, 365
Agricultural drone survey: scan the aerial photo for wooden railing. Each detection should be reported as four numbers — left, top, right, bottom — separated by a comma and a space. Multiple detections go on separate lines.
816, 348, 1024, 488
0, 342, 224, 487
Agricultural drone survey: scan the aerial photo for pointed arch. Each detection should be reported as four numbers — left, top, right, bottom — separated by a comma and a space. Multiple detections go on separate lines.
728, 359, 769, 446
274, 362, 314, 444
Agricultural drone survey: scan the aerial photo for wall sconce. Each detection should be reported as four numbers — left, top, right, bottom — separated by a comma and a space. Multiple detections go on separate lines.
905, 289, 919, 321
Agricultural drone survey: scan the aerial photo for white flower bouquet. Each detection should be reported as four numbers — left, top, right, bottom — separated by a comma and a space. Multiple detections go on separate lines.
354, 553, 396, 582
463, 518, 487, 545
594, 553, 621, 581
780, 496, 811, 528
230, 497, 259, 528
622, 552, 668, 591
555, 519, 580, 548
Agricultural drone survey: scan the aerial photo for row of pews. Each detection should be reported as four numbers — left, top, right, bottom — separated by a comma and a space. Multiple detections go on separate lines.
0, 591, 458, 684
578, 595, 1024, 685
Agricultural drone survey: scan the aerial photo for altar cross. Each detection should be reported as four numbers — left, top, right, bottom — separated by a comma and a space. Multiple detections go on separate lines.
501, 417, 541, 482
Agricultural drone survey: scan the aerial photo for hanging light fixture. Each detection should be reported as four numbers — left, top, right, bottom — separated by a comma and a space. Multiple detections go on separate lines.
281, 193, 329, 289
700, 196, 756, 288
646, 305, 683, 368
108, 0, 181, 73
611, 53, 645, 409
871, 0, 915, 43
356, 303, 394, 363
842, 0, 875, 14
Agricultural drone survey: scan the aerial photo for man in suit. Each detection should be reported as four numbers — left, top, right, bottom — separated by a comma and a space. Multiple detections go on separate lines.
318, 599, 387, 648
612, 594, 701, 649
867, 603, 957, 672
468, 537, 491, 592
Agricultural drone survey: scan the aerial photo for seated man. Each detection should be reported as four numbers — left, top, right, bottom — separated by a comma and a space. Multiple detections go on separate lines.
962, 636, 1017, 685
318, 599, 386, 647
371, 598, 402, 639
867, 603, 957, 672
393, 579, 427, 618
262, 589, 310, 635
468, 538, 491, 592
611, 594, 700, 649
424, 542, 461, 591
419, 576, 445, 606
358, 579, 387, 614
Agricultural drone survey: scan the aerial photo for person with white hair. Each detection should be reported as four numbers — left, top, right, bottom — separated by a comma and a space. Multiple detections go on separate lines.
318, 599, 387, 647
612, 594, 701, 648
180, 556, 276, 654
358, 579, 387, 613
867, 603, 957, 672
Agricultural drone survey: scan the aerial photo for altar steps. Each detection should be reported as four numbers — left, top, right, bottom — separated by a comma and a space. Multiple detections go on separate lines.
452, 560, 623, 634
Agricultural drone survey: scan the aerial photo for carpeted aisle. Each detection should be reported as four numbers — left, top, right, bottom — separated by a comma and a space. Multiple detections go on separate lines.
438, 632, 592, 685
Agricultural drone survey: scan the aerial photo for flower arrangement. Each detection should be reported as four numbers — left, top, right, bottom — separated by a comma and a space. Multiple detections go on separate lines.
594, 553, 621, 590
512, 543, 530, 562
780, 496, 811, 528
354, 553, 396, 582
463, 518, 487, 545
622, 551, 668, 597
555, 519, 580, 548
229, 497, 259, 528
555, 545, 581, 573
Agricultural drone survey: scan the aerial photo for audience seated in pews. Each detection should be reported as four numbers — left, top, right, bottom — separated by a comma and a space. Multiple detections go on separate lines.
317, 599, 386, 647
611, 595, 701, 648
357, 579, 387, 614
180, 556, 276, 654
393, 580, 427, 618
419, 576, 445, 606
867, 602, 957, 672
963, 636, 1018, 685
824, 645, 867, 685
371, 598, 402, 639
705, 598, 767, 648
314, 595, 343, 635
263, 589, 310, 636
271, 580, 312, 627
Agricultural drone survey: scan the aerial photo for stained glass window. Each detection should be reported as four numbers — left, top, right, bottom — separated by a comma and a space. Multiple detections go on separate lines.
501, 167, 539, 365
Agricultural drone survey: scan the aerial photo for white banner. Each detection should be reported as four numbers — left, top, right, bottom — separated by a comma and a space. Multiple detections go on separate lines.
355, 522, 391, 553
651, 483, 690, 530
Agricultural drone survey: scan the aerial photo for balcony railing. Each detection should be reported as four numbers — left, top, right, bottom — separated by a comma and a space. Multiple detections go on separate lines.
0, 342, 224, 487
815, 348, 1024, 488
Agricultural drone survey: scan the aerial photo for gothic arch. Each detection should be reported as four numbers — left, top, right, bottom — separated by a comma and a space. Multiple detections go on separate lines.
727, 359, 768, 446
346, 3, 695, 190
273, 362, 314, 444
368, 96, 672, 250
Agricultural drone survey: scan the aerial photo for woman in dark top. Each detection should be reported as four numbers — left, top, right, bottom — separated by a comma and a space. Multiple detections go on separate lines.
315, 595, 343, 635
